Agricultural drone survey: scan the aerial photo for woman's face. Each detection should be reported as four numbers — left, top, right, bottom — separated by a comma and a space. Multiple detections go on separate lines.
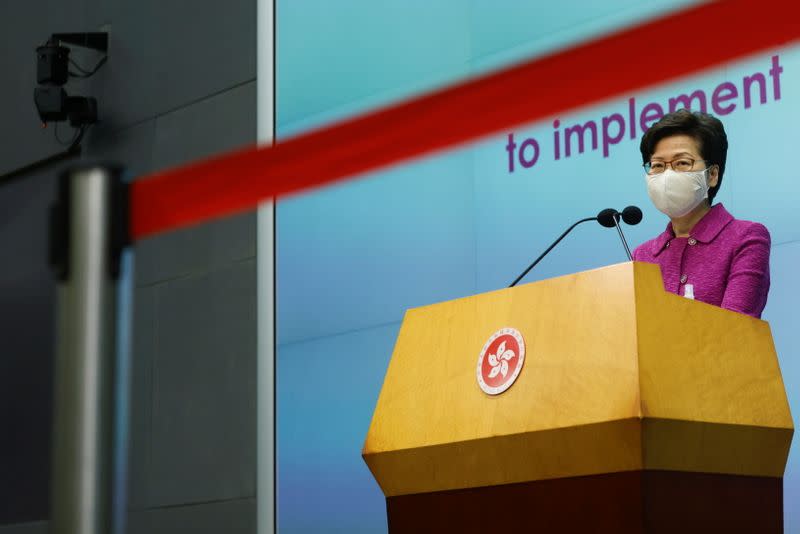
650, 134, 719, 188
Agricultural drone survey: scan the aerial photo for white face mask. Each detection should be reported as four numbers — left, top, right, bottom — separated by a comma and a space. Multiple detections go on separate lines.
645, 168, 709, 218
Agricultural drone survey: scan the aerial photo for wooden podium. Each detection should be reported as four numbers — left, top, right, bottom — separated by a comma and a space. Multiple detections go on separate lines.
362, 262, 793, 533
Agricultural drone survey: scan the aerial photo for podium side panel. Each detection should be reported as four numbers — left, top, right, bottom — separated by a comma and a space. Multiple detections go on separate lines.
633, 262, 794, 477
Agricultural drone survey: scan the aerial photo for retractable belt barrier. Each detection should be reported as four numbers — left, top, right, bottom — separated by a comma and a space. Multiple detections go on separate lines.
130, 0, 798, 240
48, 1, 799, 533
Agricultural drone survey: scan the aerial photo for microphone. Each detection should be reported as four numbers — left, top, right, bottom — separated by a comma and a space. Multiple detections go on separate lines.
597, 206, 643, 261
597, 206, 642, 227
596, 208, 618, 228
621, 205, 642, 225
509, 207, 634, 287
615, 206, 642, 260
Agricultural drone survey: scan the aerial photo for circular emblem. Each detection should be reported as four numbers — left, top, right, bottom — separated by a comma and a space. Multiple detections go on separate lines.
476, 327, 526, 395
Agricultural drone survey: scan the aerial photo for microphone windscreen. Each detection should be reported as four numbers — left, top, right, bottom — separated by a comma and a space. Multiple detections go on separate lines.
596, 208, 619, 228
621, 205, 643, 225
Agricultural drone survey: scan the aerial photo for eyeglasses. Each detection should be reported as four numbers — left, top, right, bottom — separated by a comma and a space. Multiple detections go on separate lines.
643, 157, 709, 175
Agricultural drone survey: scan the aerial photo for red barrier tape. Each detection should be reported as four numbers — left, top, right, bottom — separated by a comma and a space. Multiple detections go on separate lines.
131, 0, 799, 240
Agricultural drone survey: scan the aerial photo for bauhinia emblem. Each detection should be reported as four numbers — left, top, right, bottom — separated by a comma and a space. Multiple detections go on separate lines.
476, 327, 526, 395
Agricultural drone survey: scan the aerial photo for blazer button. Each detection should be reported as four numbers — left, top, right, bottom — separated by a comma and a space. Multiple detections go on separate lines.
665, 240, 670, 248
680, 274, 688, 284
688, 237, 697, 245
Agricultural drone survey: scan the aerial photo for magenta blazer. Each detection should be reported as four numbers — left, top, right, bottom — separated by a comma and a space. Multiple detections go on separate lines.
632, 204, 771, 318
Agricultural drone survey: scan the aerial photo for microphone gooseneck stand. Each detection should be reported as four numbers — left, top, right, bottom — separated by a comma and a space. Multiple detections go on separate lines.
509, 206, 643, 288
508, 217, 596, 288
612, 215, 632, 260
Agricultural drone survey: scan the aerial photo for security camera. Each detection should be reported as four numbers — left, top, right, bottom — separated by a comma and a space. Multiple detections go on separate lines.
33, 33, 107, 129
34, 86, 97, 127
36, 42, 70, 85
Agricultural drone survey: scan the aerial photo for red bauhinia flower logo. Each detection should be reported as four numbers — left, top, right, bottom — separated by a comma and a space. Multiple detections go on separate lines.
477, 328, 526, 395
487, 340, 515, 379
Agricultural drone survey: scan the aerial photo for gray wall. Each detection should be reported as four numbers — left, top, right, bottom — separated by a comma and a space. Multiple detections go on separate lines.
1, 0, 258, 532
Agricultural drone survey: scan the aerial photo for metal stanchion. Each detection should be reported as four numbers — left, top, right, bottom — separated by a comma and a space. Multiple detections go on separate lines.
49, 164, 128, 534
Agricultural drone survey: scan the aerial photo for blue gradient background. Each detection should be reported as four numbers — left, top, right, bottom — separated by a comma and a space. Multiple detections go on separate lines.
275, 2, 800, 532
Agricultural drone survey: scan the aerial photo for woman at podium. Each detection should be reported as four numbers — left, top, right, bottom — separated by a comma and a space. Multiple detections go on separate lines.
633, 109, 770, 318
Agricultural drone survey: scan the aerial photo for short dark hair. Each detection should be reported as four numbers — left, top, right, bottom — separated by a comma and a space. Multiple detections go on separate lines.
640, 109, 728, 204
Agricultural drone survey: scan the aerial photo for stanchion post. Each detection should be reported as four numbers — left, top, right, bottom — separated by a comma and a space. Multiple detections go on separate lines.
49, 164, 128, 534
